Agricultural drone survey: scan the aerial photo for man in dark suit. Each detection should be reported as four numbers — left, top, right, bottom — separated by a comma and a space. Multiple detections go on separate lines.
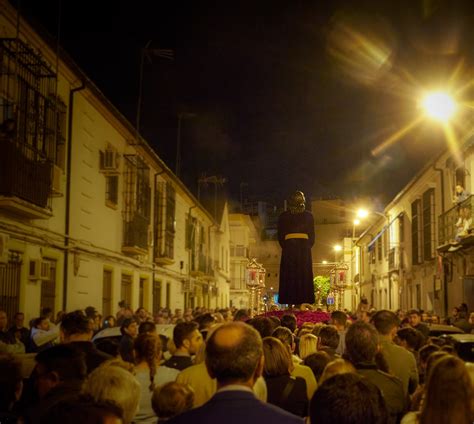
168, 322, 304, 424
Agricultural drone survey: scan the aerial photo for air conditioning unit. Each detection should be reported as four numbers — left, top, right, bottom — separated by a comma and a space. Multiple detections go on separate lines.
100, 149, 119, 171
0, 234, 9, 263
51, 164, 63, 195
28, 259, 50, 280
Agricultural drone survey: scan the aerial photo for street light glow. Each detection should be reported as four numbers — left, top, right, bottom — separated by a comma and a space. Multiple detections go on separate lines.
334, 244, 342, 252
322, 260, 328, 264
353, 219, 360, 226
422, 91, 456, 122
357, 209, 369, 219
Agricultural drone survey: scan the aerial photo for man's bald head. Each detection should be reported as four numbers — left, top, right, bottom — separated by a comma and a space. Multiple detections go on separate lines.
205, 322, 263, 385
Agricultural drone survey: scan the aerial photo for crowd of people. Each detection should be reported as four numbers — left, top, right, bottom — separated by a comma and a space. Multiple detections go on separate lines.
0, 301, 473, 423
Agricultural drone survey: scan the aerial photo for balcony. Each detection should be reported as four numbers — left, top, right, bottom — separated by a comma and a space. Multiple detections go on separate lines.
122, 214, 149, 256
388, 246, 402, 271
438, 195, 474, 252
190, 253, 215, 280
0, 142, 53, 219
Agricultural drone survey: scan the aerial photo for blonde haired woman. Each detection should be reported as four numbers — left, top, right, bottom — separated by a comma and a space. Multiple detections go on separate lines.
298, 333, 318, 360
82, 362, 140, 424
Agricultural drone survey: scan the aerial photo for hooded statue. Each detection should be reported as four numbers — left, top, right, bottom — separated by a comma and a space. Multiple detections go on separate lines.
277, 190, 315, 305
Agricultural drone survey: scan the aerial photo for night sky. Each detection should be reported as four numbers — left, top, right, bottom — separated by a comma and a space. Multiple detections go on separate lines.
12, 0, 474, 208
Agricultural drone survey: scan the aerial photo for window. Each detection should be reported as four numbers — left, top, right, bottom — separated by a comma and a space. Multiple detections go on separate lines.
422, 188, 435, 261
383, 231, 388, 258
105, 175, 118, 206
377, 237, 382, 262
411, 199, 422, 265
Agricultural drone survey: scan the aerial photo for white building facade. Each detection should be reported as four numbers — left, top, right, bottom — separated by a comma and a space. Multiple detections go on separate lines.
0, 2, 230, 323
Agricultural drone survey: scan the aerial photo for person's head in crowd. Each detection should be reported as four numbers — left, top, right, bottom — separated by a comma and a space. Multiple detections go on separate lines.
35, 344, 87, 398
420, 355, 473, 424
40, 397, 123, 424
82, 363, 140, 424
303, 351, 331, 382
299, 333, 318, 360
135, 307, 147, 321
85, 306, 97, 319
12, 312, 25, 329
268, 316, 281, 329
271, 326, 296, 355
103, 315, 116, 328
0, 310, 8, 331
345, 321, 378, 365
205, 322, 264, 388
233, 309, 249, 322
430, 314, 440, 324
425, 351, 450, 381
33, 316, 50, 331
280, 314, 297, 333
262, 337, 292, 378
317, 325, 340, 350
194, 313, 217, 338
41, 307, 53, 321
408, 309, 422, 327
0, 353, 23, 413
60, 310, 93, 342
151, 382, 194, 421
418, 344, 440, 380
396, 327, 425, 352
331, 311, 347, 331
319, 358, 356, 384
173, 322, 203, 355
371, 310, 399, 338
451, 306, 460, 320
248, 316, 274, 339
138, 321, 156, 335
421, 311, 429, 322
310, 373, 388, 424
469, 312, 474, 326
134, 333, 162, 391
120, 318, 138, 338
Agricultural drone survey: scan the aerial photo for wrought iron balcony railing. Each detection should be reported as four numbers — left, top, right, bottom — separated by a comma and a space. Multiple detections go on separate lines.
438, 195, 474, 247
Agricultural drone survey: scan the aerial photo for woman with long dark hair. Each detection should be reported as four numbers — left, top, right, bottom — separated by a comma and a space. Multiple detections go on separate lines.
133, 333, 179, 424
402, 355, 473, 424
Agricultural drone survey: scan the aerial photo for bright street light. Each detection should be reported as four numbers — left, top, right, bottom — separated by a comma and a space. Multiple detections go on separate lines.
422, 91, 456, 122
353, 219, 360, 226
333, 244, 342, 263
322, 260, 328, 264
357, 209, 369, 219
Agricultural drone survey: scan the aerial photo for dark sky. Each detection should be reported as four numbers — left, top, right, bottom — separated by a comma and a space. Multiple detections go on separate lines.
13, 0, 474, 208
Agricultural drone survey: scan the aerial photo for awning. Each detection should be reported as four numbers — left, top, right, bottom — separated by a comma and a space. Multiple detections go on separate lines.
367, 212, 404, 251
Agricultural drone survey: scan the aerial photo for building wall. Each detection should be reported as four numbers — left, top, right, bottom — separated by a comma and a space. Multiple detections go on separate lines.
0, 1, 231, 322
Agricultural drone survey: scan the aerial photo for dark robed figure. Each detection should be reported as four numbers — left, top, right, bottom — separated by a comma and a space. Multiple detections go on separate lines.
278, 191, 315, 305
